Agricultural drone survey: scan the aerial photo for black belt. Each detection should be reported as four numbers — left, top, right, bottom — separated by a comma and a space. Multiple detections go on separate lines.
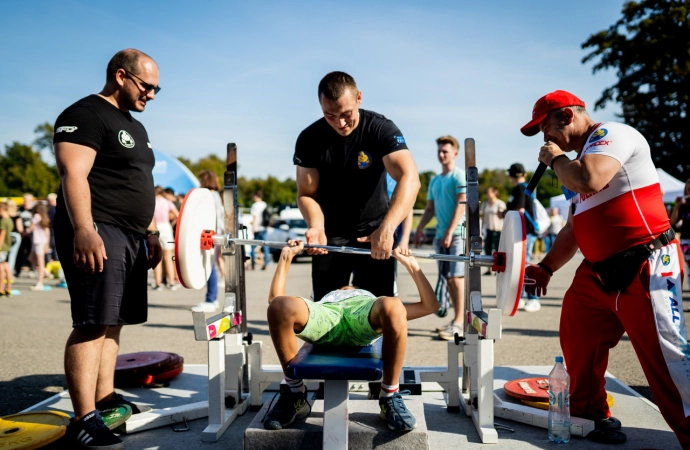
591, 228, 676, 292
643, 228, 676, 252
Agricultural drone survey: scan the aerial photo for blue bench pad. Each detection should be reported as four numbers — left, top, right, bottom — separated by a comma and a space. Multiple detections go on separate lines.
286, 339, 384, 380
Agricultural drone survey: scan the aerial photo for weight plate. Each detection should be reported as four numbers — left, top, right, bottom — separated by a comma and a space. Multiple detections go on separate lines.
521, 392, 614, 410
99, 405, 132, 431
496, 211, 526, 316
0, 410, 70, 450
504, 377, 550, 402
115, 352, 174, 377
174, 188, 216, 289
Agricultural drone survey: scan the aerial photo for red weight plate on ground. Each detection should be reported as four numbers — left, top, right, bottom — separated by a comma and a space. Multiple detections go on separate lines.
115, 352, 174, 377
504, 377, 551, 402
151, 364, 184, 383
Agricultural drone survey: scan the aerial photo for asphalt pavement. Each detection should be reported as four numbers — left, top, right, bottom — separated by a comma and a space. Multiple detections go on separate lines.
1, 248, 688, 419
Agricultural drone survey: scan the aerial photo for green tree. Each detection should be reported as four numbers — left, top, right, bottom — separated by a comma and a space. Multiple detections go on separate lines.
33, 122, 54, 154
0, 142, 60, 197
415, 171, 435, 209
582, 0, 690, 178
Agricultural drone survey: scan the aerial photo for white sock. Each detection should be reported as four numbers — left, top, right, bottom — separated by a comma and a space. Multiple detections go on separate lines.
284, 377, 305, 394
380, 383, 399, 398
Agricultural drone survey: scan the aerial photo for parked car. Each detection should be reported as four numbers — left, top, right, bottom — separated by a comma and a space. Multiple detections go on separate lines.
265, 207, 308, 261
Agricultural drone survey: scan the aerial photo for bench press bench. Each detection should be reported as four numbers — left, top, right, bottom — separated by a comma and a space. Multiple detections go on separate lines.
285, 338, 384, 449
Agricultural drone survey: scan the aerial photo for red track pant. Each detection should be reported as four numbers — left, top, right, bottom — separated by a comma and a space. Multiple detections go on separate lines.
561, 241, 690, 448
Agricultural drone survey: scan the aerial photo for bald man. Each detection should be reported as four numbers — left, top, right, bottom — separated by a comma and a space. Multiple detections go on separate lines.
53, 48, 162, 449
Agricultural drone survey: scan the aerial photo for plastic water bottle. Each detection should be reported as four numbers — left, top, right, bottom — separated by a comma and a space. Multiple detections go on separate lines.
548, 356, 571, 443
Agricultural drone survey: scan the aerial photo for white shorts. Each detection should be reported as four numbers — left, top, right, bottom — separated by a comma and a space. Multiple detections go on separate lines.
32, 242, 47, 256
158, 222, 174, 251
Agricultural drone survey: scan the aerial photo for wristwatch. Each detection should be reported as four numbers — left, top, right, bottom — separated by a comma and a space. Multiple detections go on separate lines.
146, 230, 160, 237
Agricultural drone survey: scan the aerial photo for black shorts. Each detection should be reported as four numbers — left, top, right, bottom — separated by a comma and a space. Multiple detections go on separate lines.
311, 239, 395, 301
55, 222, 148, 327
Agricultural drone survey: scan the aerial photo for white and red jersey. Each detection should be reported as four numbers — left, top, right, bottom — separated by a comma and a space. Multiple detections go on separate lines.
571, 122, 669, 262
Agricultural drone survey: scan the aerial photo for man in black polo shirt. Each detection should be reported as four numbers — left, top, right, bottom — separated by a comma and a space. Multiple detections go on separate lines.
294, 71, 420, 301
53, 48, 162, 449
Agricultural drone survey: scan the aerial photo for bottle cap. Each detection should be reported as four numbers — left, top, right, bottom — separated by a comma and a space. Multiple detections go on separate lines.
555, 356, 563, 363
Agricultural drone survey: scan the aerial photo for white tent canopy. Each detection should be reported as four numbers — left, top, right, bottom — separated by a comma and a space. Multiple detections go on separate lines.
657, 168, 686, 203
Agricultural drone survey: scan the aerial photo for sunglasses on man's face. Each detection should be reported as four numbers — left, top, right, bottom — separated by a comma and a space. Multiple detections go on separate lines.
125, 71, 161, 95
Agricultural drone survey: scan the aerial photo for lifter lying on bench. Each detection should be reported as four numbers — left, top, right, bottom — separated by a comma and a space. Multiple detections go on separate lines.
264, 240, 439, 432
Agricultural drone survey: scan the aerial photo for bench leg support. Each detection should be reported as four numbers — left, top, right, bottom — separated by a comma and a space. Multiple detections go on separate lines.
323, 379, 349, 450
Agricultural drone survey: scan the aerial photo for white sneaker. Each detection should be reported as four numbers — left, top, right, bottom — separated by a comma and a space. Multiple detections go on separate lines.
518, 299, 525, 310
191, 301, 219, 312
29, 283, 44, 291
435, 320, 454, 333
524, 299, 541, 312
438, 322, 463, 341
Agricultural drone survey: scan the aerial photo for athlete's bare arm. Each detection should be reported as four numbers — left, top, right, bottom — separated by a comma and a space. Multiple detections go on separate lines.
359, 150, 420, 259
296, 166, 327, 255
54, 142, 107, 274
542, 140, 621, 194
268, 240, 304, 303
393, 247, 439, 320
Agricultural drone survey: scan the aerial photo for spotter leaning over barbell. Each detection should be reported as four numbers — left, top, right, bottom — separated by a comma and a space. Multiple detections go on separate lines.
294, 71, 421, 301
522, 90, 690, 447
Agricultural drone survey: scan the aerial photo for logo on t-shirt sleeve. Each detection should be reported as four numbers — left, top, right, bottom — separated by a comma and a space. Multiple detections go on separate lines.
118, 130, 136, 148
588, 128, 608, 143
394, 135, 406, 146
55, 126, 78, 133
357, 151, 372, 169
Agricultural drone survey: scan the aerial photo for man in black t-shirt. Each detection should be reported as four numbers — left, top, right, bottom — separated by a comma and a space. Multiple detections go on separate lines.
264, 71, 420, 433
53, 48, 162, 449
505, 163, 540, 312
293, 71, 420, 301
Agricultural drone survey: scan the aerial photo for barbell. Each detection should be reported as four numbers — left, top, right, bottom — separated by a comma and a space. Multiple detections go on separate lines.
173, 188, 527, 316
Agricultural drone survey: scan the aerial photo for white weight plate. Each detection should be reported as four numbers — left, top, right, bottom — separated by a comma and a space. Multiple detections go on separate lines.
174, 188, 216, 289
496, 211, 526, 316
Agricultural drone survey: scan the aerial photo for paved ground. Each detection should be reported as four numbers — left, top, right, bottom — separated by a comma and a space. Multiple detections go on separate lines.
1, 248, 689, 419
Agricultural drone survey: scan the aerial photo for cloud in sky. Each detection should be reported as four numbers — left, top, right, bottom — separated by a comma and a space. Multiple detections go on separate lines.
0, 0, 624, 179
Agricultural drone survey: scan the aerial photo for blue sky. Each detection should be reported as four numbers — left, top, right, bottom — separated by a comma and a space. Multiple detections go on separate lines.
1, 1, 625, 180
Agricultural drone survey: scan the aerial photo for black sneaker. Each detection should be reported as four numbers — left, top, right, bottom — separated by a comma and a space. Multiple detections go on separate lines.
262, 384, 311, 430
64, 410, 124, 449
379, 392, 417, 432
97, 392, 152, 414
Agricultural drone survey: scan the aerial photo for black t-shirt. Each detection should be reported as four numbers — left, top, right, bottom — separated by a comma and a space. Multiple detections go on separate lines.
507, 183, 536, 235
294, 109, 408, 241
53, 95, 155, 235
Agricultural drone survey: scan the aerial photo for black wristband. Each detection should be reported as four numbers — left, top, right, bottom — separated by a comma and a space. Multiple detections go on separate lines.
146, 230, 160, 237
550, 154, 569, 170
537, 262, 554, 276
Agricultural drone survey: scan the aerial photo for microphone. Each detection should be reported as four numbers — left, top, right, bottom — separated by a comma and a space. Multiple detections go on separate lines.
525, 163, 547, 196
525, 140, 550, 196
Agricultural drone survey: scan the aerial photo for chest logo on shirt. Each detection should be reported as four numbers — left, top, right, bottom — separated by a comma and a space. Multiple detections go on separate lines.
661, 254, 671, 266
588, 128, 608, 143
118, 130, 135, 148
357, 151, 372, 169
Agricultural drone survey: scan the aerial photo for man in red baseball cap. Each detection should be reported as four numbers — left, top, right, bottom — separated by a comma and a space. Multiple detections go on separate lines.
521, 90, 690, 446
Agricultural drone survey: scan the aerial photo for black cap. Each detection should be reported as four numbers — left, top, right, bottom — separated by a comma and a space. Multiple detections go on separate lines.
507, 163, 526, 177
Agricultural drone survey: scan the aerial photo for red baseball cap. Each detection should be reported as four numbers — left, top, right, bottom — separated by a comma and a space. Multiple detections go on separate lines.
520, 90, 586, 136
